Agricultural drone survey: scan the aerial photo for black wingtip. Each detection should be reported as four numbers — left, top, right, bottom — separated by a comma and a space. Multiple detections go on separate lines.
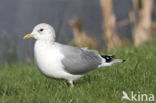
101, 55, 116, 63
122, 60, 126, 62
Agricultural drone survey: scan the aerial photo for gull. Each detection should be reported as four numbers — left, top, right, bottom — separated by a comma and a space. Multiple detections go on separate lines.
24, 23, 125, 87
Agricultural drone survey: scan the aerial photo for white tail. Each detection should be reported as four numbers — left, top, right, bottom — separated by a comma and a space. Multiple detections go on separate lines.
98, 58, 125, 68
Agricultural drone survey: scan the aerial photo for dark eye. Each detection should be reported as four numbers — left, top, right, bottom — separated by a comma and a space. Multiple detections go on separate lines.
39, 28, 44, 32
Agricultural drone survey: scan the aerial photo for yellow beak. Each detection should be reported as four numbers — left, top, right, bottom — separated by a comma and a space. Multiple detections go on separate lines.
23, 34, 33, 39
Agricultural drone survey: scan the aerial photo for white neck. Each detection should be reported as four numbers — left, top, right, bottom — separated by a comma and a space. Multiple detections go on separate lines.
36, 39, 55, 46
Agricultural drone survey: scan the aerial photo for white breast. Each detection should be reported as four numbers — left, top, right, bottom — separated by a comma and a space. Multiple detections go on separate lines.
34, 41, 66, 78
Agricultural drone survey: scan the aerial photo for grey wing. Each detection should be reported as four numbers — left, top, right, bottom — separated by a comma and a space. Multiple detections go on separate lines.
59, 44, 102, 75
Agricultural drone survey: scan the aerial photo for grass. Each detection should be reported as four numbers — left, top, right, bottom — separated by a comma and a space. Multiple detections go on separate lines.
0, 41, 156, 103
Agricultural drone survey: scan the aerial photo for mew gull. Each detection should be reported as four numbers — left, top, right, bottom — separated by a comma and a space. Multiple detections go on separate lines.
24, 23, 125, 87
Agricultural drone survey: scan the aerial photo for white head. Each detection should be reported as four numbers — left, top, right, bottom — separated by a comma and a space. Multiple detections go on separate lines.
24, 23, 56, 42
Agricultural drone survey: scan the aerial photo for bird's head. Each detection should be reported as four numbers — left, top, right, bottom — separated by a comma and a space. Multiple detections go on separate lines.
24, 23, 55, 41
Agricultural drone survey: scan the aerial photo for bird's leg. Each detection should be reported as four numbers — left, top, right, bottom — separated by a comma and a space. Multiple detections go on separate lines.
68, 80, 74, 88
70, 83, 74, 88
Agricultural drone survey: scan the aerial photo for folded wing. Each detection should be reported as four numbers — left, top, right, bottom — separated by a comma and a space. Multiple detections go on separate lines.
59, 44, 102, 75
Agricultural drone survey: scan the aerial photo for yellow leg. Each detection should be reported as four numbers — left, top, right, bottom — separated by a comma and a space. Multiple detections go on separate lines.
69, 80, 74, 88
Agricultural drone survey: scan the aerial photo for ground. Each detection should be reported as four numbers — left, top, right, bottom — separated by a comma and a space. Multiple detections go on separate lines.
0, 41, 156, 103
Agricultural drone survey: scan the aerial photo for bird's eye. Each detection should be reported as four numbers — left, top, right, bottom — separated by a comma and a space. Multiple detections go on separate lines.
39, 28, 44, 32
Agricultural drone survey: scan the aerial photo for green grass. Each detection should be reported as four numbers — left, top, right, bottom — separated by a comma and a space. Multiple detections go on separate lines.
0, 41, 156, 103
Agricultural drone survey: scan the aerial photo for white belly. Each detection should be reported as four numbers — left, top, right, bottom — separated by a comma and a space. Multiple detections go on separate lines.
34, 41, 82, 81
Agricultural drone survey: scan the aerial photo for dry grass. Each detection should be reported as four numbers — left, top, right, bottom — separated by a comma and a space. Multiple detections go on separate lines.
68, 18, 99, 50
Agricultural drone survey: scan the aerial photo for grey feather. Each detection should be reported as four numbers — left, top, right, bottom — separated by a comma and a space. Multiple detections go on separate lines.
58, 43, 102, 75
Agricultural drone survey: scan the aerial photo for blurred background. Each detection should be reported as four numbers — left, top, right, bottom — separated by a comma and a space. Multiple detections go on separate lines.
0, 0, 155, 63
